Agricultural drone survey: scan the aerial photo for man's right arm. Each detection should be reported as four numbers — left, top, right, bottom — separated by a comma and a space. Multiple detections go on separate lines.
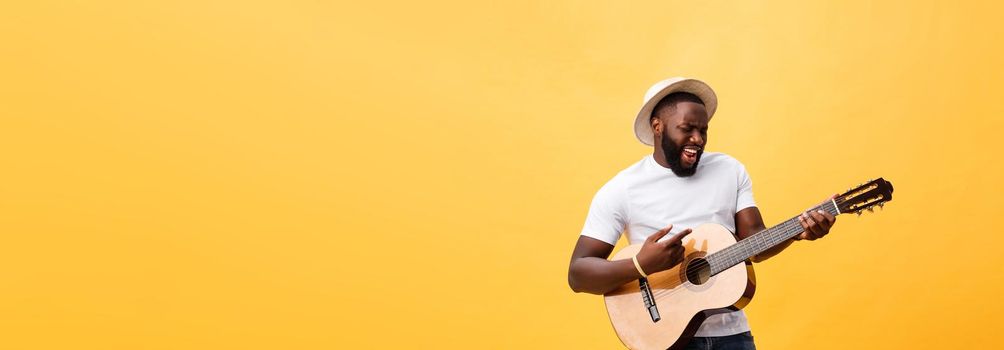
567, 226, 692, 295
567, 236, 640, 295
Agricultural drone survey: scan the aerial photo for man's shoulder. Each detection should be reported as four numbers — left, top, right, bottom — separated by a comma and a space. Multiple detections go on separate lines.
597, 157, 637, 186
590, 156, 650, 193
701, 152, 747, 168
606, 155, 656, 182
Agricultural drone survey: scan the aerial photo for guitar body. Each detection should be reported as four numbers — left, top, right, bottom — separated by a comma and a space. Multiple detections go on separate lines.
599, 178, 894, 349
604, 223, 756, 350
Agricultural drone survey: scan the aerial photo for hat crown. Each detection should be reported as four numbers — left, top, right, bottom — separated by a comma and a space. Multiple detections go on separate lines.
644, 77, 688, 102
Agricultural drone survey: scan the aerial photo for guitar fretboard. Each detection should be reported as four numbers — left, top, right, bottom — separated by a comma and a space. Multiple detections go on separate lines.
707, 200, 840, 276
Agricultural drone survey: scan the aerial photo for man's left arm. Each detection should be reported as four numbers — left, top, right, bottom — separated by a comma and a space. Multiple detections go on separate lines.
736, 202, 837, 263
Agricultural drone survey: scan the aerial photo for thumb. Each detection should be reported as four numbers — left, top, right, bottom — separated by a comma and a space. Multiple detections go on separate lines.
646, 225, 674, 244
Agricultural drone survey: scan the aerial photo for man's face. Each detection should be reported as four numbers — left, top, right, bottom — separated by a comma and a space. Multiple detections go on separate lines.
655, 101, 709, 177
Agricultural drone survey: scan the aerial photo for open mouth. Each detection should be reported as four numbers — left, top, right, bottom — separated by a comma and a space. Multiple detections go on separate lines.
680, 146, 701, 167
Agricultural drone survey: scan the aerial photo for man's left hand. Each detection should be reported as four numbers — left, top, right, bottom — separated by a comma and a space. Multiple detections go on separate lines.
796, 195, 837, 241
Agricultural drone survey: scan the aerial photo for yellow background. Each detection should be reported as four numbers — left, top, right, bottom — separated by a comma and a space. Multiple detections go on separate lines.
2, 1, 1002, 349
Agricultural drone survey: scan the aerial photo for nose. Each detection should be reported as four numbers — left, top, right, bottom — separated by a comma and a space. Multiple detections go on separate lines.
689, 131, 704, 146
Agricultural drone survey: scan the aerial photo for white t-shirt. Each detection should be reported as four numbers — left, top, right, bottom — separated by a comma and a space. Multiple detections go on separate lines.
580, 152, 757, 337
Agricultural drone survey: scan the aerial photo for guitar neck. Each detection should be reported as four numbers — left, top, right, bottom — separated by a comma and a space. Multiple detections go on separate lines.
707, 199, 841, 276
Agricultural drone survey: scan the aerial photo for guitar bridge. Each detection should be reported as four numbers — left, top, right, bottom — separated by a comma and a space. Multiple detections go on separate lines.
638, 278, 661, 322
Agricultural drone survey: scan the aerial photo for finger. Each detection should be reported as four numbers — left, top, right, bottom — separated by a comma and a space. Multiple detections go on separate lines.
669, 242, 685, 255
798, 213, 817, 240
662, 228, 693, 246
811, 227, 824, 240
804, 213, 824, 238
822, 211, 836, 225
647, 225, 674, 243
669, 249, 684, 265
810, 210, 831, 232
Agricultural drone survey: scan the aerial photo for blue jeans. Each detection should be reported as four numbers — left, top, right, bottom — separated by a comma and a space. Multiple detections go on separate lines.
680, 331, 756, 350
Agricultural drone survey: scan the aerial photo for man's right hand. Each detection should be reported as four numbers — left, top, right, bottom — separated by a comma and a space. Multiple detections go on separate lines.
635, 225, 692, 276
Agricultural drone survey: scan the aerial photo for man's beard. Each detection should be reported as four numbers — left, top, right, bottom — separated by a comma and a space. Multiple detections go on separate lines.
661, 135, 701, 177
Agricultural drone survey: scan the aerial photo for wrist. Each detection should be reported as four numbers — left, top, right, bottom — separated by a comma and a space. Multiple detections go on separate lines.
631, 254, 648, 278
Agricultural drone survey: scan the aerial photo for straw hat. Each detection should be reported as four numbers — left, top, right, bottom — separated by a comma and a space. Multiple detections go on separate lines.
633, 77, 718, 146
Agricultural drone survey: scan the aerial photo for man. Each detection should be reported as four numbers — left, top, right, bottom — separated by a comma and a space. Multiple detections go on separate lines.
567, 77, 836, 350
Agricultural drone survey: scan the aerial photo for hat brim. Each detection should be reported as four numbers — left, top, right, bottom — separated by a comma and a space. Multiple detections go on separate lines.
634, 78, 718, 146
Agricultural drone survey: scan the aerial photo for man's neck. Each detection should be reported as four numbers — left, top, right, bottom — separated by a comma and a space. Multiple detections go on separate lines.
652, 147, 672, 169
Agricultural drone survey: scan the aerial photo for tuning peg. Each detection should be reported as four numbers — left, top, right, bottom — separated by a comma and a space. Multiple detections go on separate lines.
879, 203, 884, 210
867, 207, 874, 213
856, 210, 862, 216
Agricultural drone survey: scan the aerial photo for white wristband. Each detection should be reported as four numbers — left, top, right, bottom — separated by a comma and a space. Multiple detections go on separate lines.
631, 255, 648, 278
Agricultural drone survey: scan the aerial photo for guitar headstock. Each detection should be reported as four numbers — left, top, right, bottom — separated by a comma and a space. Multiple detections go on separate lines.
836, 178, 894, 215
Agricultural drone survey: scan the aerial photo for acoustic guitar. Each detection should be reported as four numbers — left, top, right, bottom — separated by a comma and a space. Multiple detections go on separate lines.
603, 178, 894, 350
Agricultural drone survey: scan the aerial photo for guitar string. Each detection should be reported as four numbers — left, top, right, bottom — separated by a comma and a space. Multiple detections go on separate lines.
654, 192, 891, 298
646, 198, 862, 299
651, 217, 869, 299
653, 217, 823, 299
651, 227, 800, 298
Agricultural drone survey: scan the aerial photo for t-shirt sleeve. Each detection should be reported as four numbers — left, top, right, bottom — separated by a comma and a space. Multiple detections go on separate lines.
579, 179, 627, 246
736, 162, 757, 211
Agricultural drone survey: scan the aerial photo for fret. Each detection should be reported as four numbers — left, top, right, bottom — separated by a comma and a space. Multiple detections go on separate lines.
708, 203, 835, 277
756, 228, 766, 254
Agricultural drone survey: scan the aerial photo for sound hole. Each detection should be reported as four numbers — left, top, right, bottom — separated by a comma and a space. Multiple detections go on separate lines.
685, 257, 712, 285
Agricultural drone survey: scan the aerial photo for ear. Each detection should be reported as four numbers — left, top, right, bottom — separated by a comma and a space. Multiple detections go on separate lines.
650, 116, 662, 134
